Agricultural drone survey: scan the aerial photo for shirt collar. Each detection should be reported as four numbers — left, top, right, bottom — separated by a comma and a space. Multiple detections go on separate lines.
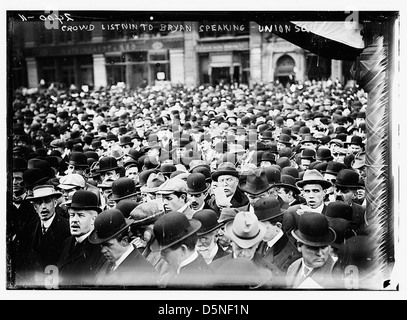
266, 229, 284, 248
76, 229, 93, 244
112, 245, 134, 271
177, 250, 199, 274
301, 258, 314, 276
42, 213, 56, 229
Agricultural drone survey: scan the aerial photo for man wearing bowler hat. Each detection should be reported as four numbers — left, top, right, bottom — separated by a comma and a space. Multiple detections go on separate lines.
150, 211, 212, 288
282, 169, 332, 238
286, 212, 337, 289
274, 174, 304, 210
106, 177, 139, 209
207, 162, 249, 217
253, 197, 301, 274
22, 185, 71, 274
89, 209, 158, 287
193, 209, 228, 264
57, 190, 106, 288
210, 210, 285, 288
186, 172, 213, 216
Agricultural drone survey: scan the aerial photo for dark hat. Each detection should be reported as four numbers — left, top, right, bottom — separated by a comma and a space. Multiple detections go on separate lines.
105, 132, 119, 142
296, 169, 332, 189
26, 185, 62, 201
346, 135, 364, 147
312, 161, 329, 173
301, 135, 320, 145
316, 148, 334, 161
186, 172, 210, 195
335, 169, 363, 189
253, 196, 283, 222
281, 166, 300, 180
23, 168, 49, 189
325, 201, 353, 222
138, 169, 160, 187
300, 148, 316, 160
91, 139, 103, 150
260, 151, 276, 163
89, 209, 134, 244
211, 162, 239, 181
108, 177, 138, 201
140, 172, 167, 193
276, 157, 291, 169
115, 199, 140, 218
279, 147, 293, 158
298, 126, 311, 136
13, 157, 28, 172
65, 190, 102, 213
150, 211, 201, 251
261, 130, 273, 141
194, 209, 222, 236
337, 235, 375, 272
274, 174, 301, 194
189, 164, 212, 182
67, 152, 89, 168
328, 218, 354, 249
322, 161, 348, 176
239, 169, 272, 195
261, 166, 281, 185
291, 212, 336, 247
160, 163, 177, 178
98, 156, 121, 173
278, 134, 292, 146
217, 207, 239, 225
119, 135, 134, 147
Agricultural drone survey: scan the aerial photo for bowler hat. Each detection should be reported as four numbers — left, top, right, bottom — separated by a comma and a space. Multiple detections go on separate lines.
67, 152, 89, 168
23, 168, 50, 189
91, 139, 103, 150
150, 211, 201, 251
225, 211, 267, 249
13, 157, 27, 172
211, 162, 239, 181
98, 156, 121, 173
276, 157, 291, 169
300, 135, 320, 145
346, 135, 364, 147
335, 169, 363, 188
189, 164, 212, 182
328, 218, 354, 249
108, 177, 138, 201
300, 148, 316, 160
325, 201, 353, 222
140, 172, 167, 193
261, 166, 281, 185
274, 175, 300, 194
186, 173, 210, 195
105, 132, 118, 142
89, 209, 134, 244
316, 148, 334, 161
253, 196, 283, 222
291, 212, 336, 247
296, 169, 332, 189
281, 166, 299, 180
115, 199, 140, 218
160, 163, 177, 178
260, 151, 276, 163
119, 135, 134, 147
278, 134, 292, 146
65, 190, 102, 213
322, 161, 348, 176
239, 169, 272, 195
194, 209, 222, 236
27, 185, 62, 201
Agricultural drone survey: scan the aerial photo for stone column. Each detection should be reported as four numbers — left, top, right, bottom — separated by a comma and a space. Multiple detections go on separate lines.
249, 22, 262, 87
93, 54, 107, 89
26, 57, 39, 88
169, 49, 185, 85
331, 59, 343, 82
184, 22, 199, 87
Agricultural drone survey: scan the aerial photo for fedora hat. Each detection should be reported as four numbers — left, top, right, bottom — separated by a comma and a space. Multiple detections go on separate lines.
140, 172, 167, 193
296, 169, 332, 189
67, 152, 89, 168
335, 169, 363, 189
108, 177, 138, 201
89, 209, 134, 244
322, 161, 348, 176
225, 211, 267, 249
316, 148, 334, 161
65, 190, 102, 213
274, 174, 301, 194
239, 169, 272, 195
291, 212, 336, 247
193, 209, 222, 236
150, 211, 201, 252
253, 196, 283, 222
211, 161, 239, 181
186, 172, 210, 195
97, 156, 121, 173
27, 185, 62, 201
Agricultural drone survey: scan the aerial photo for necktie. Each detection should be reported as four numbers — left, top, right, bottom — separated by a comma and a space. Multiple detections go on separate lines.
298, 266, 311, 285
107, 262, 115, 274
42, 225, 47, 234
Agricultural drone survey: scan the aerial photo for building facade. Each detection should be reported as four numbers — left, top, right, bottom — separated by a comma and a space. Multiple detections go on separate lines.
12, 20, 355, 90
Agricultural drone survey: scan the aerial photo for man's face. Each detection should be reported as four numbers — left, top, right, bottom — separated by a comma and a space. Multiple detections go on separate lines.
299, 243, 330, 269
196, 230, 217, 254
216, 225, 231, 248
68, 208, 97, 237
231, 241, 260, 260
200, 140, 211, 152
13, 171, 24, 195
262, 221, 281, 242
335, 186, 355, 205
277, 188, 291, 204
302, 184, 325, 209
160, 246, 183, 269
125, 167, 139, 182
187, 191, 207, 211
100, 238, 127, 263
217, 175, 239, 198
60, 187, 78, 203
349, 144, 362, 155
101, 170, 120, 186
300, 159, 311, 171
33, 196, 57, 221
162, 193, 186, 213
245, 190, 271, 206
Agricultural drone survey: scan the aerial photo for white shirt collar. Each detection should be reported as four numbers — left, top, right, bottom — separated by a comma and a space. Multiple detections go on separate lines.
301, 258, 314, 276
42, 213, 56, 229
112, 245, 134, 271
177, 250, 199, 274
266, 229, 284, 248
76, 229, 93, 244
300, 203, 324, 213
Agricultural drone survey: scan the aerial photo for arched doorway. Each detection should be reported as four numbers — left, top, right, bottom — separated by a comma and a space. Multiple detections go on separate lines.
275, 54, 296, 87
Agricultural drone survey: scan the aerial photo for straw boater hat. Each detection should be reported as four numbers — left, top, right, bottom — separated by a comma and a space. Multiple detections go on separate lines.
27, 185, 62, 201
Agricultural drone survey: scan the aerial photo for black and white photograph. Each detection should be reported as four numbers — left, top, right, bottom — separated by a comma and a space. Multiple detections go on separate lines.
3, 2, 405, 301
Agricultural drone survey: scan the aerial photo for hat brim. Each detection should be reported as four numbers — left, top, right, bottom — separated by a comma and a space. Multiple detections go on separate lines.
27, 191, 63, 201
89, 218, 134, 244
273, 183, 301, 194
97, 166, 121, 174
65, 203, 102, 213
211, 171, 239, 181
238, 183, 273, 196
225, 220, 267, 249
334, 182, 364, 189
130, 211, 165, 227
197, 223, 222, 236
107, 192, 138, 202
296, 179, 332, 190
186, 183, 210, 195
291, 228, 336, 247
150, 219, 202, 252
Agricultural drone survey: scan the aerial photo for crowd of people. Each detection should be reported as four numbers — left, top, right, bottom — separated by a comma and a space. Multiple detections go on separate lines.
9, 79, 378, 290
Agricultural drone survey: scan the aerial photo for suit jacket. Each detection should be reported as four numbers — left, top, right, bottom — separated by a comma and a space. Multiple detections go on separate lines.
57, 236, 107, 288
207, 187, 249, 217
350, 201, 368, 235
94, 245, 158, 288
285, 255, 336, 289
28, 213, 71, 269
256, 233, 302, 275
